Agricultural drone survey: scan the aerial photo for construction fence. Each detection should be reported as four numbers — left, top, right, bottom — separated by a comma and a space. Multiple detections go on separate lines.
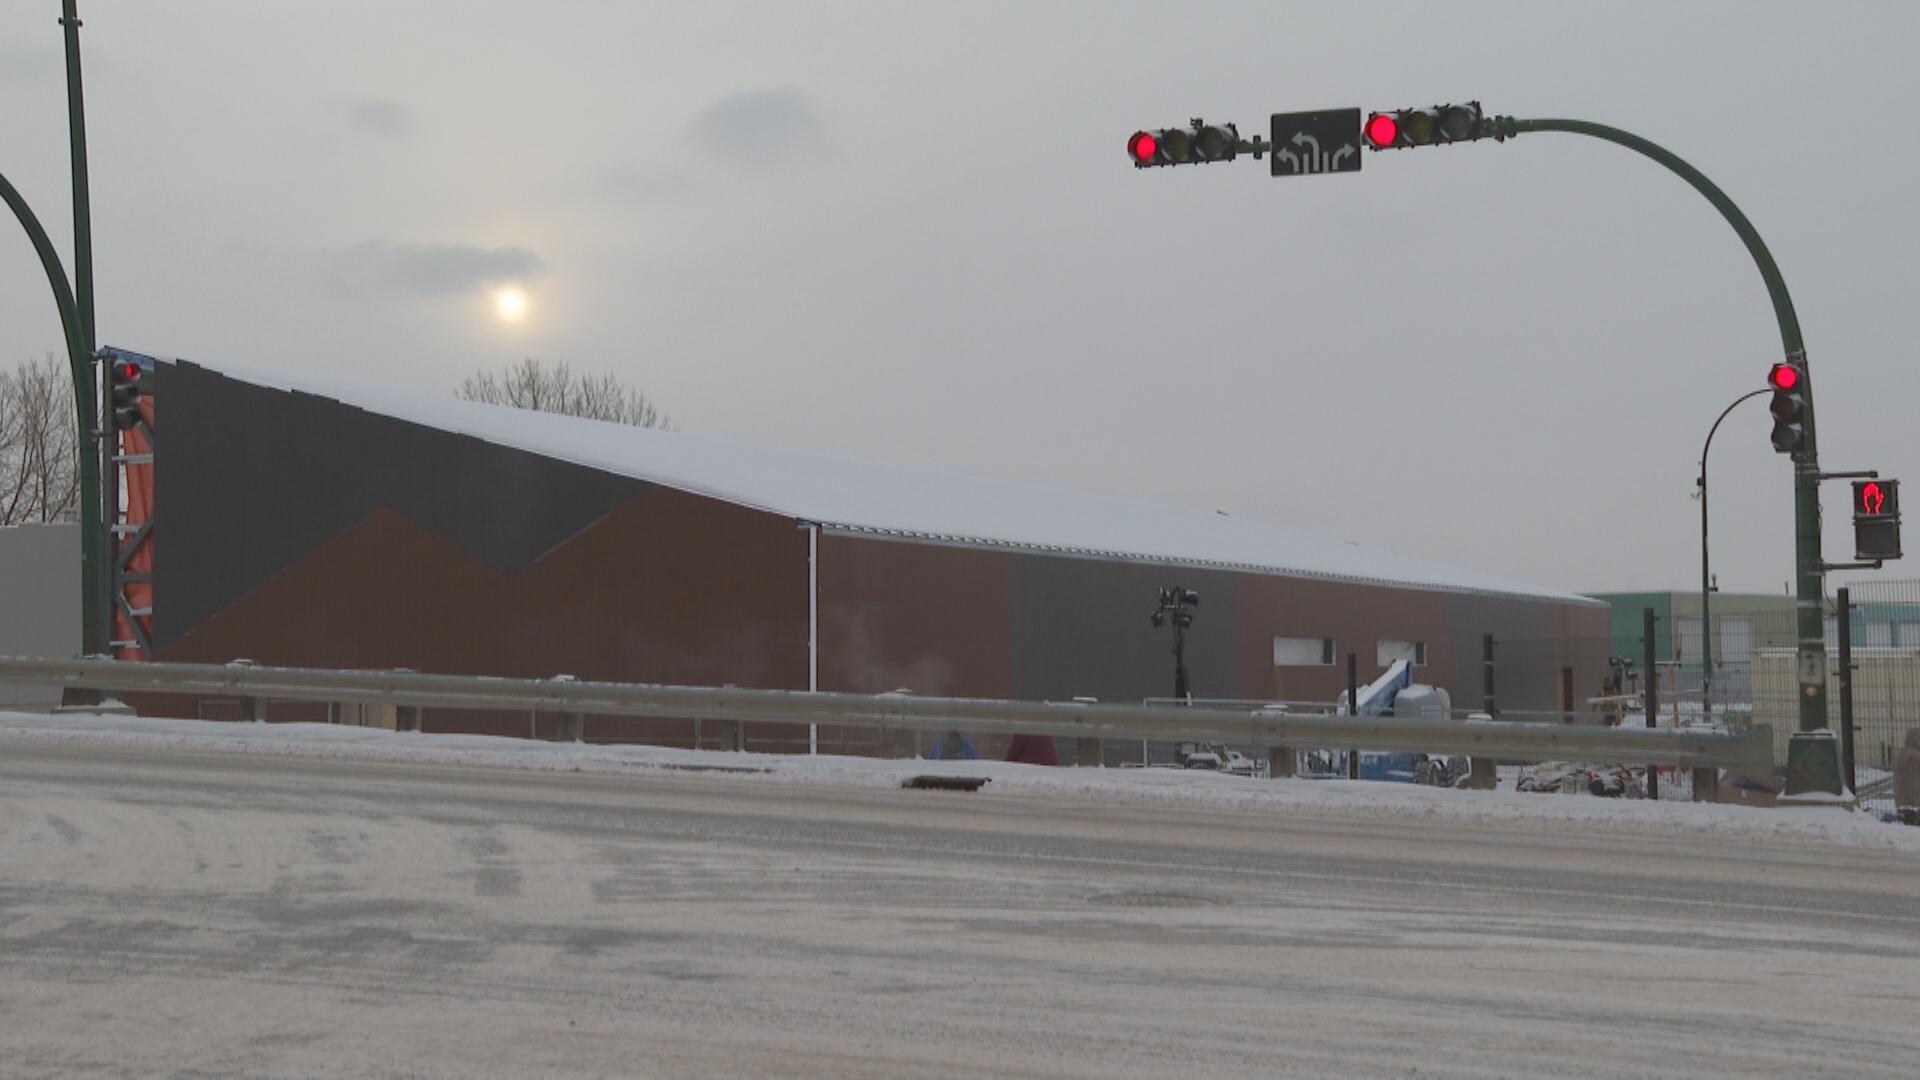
1605, 579, 1920, 820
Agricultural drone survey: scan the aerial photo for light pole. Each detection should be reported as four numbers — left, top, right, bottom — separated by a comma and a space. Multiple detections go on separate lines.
3, 2, 106, 662
1698, 388, 1768, 716
1150, 586, 1199, 701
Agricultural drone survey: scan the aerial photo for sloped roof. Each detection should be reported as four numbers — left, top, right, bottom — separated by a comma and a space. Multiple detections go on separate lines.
170, 357, 1595, 605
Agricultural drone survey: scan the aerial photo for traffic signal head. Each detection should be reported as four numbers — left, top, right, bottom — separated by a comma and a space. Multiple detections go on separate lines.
108, 359, 145, 431
1362, 102, 1485, 150
1766, 359, 1808, 455
1127, 120, 1239, 167
1851, 478, 1902, 561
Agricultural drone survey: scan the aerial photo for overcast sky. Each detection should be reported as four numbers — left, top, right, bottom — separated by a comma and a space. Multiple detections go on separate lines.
3, 1, 1914, 597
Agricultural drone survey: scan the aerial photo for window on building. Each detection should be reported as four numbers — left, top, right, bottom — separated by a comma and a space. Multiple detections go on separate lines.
1376, 639, 1427, 667
1273, 636, 1335, 666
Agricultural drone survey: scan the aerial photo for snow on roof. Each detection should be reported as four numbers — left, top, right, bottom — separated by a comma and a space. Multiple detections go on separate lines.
172, 357, 1596, 605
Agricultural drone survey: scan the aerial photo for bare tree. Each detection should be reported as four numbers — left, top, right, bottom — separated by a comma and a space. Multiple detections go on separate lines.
457, 358, 672, 429
0, 354, 81, 526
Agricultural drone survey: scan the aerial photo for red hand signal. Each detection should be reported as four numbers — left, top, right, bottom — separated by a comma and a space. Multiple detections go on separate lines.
1861, 482, 1887, 515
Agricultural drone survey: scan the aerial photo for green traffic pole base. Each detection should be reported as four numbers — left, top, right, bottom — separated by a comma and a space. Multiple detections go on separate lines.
1778, 729, 1856, 808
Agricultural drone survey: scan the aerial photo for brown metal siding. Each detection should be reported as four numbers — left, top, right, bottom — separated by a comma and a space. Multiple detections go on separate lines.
151, 490, 810, 738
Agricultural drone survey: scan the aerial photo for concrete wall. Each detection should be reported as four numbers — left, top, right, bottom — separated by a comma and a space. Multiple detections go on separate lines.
0, 523, 81, 710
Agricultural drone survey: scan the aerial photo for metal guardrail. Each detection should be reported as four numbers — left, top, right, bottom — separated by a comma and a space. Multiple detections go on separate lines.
0, 655, 1775, 771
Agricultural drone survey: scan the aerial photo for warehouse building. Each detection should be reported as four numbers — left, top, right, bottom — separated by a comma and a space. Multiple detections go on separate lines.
128, 357, 1609, 751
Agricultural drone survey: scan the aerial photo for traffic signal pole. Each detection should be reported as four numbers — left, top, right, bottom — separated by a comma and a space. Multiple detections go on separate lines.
1131, 105, 1846, 794
1487, 117, 1841, 796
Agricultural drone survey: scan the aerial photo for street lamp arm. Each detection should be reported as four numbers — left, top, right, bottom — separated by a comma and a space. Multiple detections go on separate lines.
1703, 388, 1771, 470
0, 170, 89, 383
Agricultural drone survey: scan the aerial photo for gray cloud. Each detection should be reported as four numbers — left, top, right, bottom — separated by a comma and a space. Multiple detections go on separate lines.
325, 241, 544, 298
691, 87, 834, 171
339, 97, 415, 138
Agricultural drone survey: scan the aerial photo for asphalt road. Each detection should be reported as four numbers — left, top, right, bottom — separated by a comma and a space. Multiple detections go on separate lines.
2, 739, 1915, 1079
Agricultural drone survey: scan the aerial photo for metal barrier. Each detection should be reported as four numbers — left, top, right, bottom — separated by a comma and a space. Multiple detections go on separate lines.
0, 655, 1775, 775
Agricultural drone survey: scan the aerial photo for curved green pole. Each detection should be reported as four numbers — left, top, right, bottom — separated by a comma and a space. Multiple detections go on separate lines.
0, 168, 103, 657
1497, 116, 1827, 738
1699, 388, 1770, 714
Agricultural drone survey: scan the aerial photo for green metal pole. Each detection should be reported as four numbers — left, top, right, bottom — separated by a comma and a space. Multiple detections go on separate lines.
1493, 117, 1830, 756
61, 0, 108, 660
0, 169, 98, 655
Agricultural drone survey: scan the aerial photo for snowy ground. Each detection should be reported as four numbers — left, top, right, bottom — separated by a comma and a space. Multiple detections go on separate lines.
5, 731, 1917, 1079
4, 709, 1913, 853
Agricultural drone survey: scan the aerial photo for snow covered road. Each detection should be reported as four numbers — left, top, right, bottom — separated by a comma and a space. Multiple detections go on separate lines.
2, 728, 1916, 1078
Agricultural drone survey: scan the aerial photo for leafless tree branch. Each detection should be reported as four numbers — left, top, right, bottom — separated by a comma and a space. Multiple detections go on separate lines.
0, 354, 81, 527
457, 358, 673, 430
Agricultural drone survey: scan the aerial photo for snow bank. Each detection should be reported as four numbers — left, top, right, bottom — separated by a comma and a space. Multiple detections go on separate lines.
5, 710, 1915, 853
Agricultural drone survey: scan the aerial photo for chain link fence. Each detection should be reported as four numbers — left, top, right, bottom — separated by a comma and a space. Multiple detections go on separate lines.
1643, 581, 1920, 820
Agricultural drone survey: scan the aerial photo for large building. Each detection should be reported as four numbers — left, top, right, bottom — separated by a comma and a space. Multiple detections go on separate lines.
130, 357, 1609, 749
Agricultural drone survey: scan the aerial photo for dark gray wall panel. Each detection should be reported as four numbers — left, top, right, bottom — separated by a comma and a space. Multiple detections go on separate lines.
153, 361, 648, 648
1011, 556, 1243, 703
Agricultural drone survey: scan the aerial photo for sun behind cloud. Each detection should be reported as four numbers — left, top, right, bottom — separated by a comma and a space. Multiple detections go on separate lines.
492, 285, 531, 323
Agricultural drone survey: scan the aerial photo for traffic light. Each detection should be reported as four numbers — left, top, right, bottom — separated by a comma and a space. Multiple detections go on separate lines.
1766, 359, 1809, 455
1852, 479, 1902, 561
1128, 120, 1240, 167
1362, 102, 1485, 150
108, 359, 145, 432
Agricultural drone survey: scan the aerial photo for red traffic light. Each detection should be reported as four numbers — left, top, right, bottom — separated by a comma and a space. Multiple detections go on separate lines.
1364, 113, 1400, 149
1767, 362, 1800, 391
1860, 482, 1888, 516
114, 361, 141, 382
1127, 131, 1158, 164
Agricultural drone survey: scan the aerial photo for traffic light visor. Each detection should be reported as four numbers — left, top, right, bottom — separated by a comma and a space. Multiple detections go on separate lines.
1364, 113, 1399, 148
1767, 362, 1800, 391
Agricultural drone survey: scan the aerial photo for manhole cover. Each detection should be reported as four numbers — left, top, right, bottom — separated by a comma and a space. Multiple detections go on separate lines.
901, 775, 991, 792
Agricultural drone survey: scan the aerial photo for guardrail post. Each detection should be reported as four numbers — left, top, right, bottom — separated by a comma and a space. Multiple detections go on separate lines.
1346, 652, 1360, 781
554, 711, 584, 743
1269, 746, 1295, 779
1464, 756, 1497, 790
1691, 766, 1719, 802
241, 695, 264, 723
396, 704, 420, 733
732, 719, 747, 753
1075, 737, 1102, 767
